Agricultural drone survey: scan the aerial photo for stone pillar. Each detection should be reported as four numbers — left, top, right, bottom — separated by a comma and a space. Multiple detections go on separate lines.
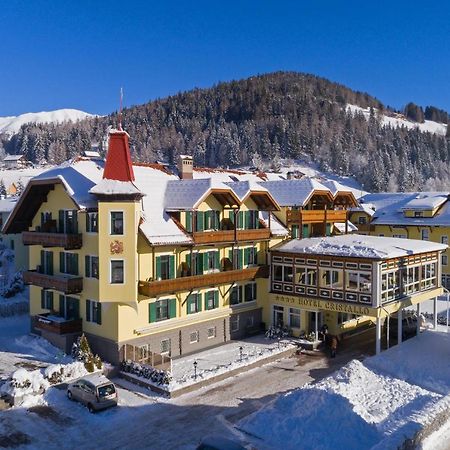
416, 303, 421, 336
433, 297, 438, 329
376, 317, 381, 355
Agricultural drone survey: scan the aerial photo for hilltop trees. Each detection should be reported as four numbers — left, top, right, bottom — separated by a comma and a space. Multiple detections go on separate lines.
1, 72, 450, 193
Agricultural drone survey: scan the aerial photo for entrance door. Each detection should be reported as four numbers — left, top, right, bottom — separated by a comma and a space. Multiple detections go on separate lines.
273, 305, 284, 327
308, 311, 323, 334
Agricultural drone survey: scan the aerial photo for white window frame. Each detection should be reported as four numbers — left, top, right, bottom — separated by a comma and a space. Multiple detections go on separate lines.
110, 259, 125, 284
207, 326, 216, 339
160, 338, 171, 355
421, 228, 429, 241
110, 210, 125, 235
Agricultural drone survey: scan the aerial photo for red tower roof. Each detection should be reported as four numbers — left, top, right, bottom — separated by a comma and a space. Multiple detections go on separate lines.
103, 130, 135, 182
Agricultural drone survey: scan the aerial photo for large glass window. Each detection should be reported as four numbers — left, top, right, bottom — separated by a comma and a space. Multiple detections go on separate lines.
273, 305, 284, 327
381, 270, 401, 303
60, 252, 79, 275
86, 212, 98, 233
289, 307, 301, 328
40, 290, 54, 310
111, 260, 124, 284
85, 255, 99, 279
187, 293, 202, 314
421, 262, 436, 289
245, 282, 257, 302
59, 210, 78, 234
295, 267, 317, 286
230, 285, 243, 305
346, 271, 372, 293
59, 295, 80, 320
110, 212, 124, 235
319, 269, 343, 289
156, 299, 169, 321
273, 265, 293, 283
86, 299, 101, 324
205, 290, 219, 310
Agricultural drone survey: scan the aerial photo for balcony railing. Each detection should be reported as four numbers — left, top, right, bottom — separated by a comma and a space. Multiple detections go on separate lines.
287, 209, 348, 224
33, 313, 82, 335
23, 231, 82, 250
138, 265, 269, 297
23, 270, 83, 294
192, 228, 271, 244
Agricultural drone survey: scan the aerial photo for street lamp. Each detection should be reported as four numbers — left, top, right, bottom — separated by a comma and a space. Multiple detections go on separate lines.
193, 360, 198, 380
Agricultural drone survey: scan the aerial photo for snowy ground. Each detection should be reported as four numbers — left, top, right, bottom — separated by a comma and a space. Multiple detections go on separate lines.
167, 335, 295, 390
239, 328, 450, 450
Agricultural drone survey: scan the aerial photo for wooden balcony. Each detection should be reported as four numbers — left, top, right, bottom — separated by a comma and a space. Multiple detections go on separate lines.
33, 314, 82, 335
139, 265, 269, 297
287, 209, 348, 224
23, 270, 83, 294
23, 231, 82, 250
192, 228, 271, 244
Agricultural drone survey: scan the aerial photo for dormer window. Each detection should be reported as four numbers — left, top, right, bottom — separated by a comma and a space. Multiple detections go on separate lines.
414, 211, 423, 218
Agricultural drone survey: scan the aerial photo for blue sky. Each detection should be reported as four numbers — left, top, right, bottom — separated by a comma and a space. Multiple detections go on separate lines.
1, 1, 449, 116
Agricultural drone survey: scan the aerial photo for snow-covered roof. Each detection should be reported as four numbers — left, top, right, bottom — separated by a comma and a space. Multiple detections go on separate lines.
164, 178, 238, 210
273, 235, 447, 260
89, 179, 143, 196
334, 221, 358, 233
401, 193, 449, 211
4, 155, 26, 161
260, 211, 289, 236
258, 178, 331, 207
361, 192, 450, 226
224, 180, 269, 201
351, 203, 376, 217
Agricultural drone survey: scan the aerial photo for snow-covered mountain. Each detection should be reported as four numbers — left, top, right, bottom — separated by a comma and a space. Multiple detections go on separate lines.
347, 104, 448, 136
0, 109, 95, 136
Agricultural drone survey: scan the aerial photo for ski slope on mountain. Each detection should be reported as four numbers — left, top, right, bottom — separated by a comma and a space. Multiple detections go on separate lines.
347, 104, 447, 136
0, 109, 95, 135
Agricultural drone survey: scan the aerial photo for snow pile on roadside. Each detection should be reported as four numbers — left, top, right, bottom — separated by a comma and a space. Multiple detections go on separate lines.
240, 330, 450, 450
1, 361, 90, 404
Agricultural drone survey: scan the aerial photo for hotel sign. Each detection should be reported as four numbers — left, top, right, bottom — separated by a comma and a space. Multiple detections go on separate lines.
272, 294, 376, 317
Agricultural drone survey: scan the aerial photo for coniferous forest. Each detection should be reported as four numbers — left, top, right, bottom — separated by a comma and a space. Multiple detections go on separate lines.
2, 72, 450, 192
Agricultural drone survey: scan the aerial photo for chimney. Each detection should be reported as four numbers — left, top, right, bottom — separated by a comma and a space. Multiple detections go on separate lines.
178, 155, 193, 180
286, 171, 294, 180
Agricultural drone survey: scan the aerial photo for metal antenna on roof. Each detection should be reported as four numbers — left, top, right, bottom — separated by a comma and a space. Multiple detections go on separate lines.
118, 87, 123, 131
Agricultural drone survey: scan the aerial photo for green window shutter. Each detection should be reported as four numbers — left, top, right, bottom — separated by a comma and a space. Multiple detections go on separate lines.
196, 253, 203, 275
238, 211, 244, 229
215, 211, 220, 229
214, 290, 219, 308
59, 295, 64, 316
244, 247, 250, 266
40, 290, 45, 309
73, 253, 79, 276
229, 210, 235, 224
238, 249, 244, 269
48, 292, 53, 310
214, 251, 220, 270
86, 300, 91, 322
169, 298, 176, 319
197, 293, 202, 312
239, 285, 243, 302
60, 252, 64, 273
186, 211, 192, 232
326, 223, 331, 236
303, 224, 309, 238
72, 210, 78, 233
228, 249, 233, 264
244, 211, 250, 229
40, 250, 44, 270
155, 256, 161, 280
47, 252, 53, 275
85, 255, 90, 277
203, 252, 208, 271
186, 294, 193, 314
196, 211, 204, 231
73, 298, 80, 320
292, 225, 299, 238
169, 255, 175, 279
58, 210, 64, 233
85, 213, 89, 233
149, 302, 156, 323
96, 303, 102, 325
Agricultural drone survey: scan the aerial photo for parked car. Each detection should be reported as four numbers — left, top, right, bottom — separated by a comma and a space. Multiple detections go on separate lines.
385, 314, 418, 341
67, 375, 118, 413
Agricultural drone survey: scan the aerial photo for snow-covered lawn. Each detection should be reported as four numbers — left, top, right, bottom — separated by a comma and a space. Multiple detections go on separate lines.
239, 329, 450, 450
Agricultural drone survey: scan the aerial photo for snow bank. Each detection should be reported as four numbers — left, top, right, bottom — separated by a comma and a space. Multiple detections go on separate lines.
240, 330, 450, 450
